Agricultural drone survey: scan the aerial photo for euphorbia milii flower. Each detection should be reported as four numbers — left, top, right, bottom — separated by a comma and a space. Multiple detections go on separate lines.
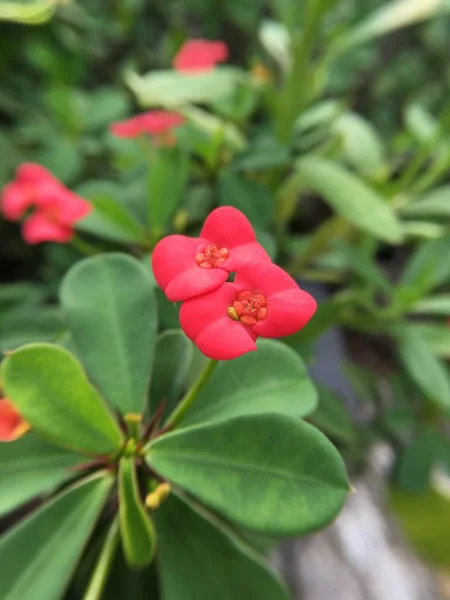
152, 206, 270, 302
110, 111, 185, 146
180, 261, 317, 360
0, 398, 29, 442
1, 163, 91, 245
173, 39, 229, 73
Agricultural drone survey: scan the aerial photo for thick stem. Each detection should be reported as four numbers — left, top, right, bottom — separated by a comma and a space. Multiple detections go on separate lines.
83, 517, 120, 600
165, 359, 218, 429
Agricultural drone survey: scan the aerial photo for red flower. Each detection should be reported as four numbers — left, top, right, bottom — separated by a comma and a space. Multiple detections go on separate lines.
0, 398, 29, 442
110, 111, 185, 146
1, 163, 91, 245
173, 39, 229, 73
180, 261, 317, 360
152, 207, 270, 302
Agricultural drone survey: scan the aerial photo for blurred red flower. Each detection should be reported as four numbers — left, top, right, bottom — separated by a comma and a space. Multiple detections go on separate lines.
1, 163, 91, 245
152, 206, 270, 302
110, 111, 185, 146
173, 39, 229, 73
0, 398, 29, 442
180, 261, 317, 360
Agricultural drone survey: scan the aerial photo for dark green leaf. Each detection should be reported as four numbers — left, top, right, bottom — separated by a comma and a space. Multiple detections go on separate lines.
2, 344, 122, 455
154, 493, 289, 600
309, 386, 357, 444
0, 473, 112, 600
119, 457, 156, 569
148, 414, 349, 535
176, 340, 317, 428
218, 172, 274, 228
61, 254, 158, 414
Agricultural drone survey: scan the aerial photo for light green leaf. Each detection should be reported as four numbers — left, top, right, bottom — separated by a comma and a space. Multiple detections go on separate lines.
296, 156, 403, 243
410, 295, 450, 316
149, 330, 193, 418
148, 148, 189, 235
0, 1, 55, 24
75, 181, 145, 244
181, 105, 247, 152
119, 457, 156, 569
176, 340, 318, 429
407, 324, 450, 359
404, 103, 439, 143
402, 186, 450, 219
400, 236, 450, 296
258, 20, 291, 72
1, 344, 122, 455
155, 493, 289, 600
127, 67, 246, 108
0, 473, 113, 600
0, 433, 83, 517
398, 329, 450, 410
332, 112, 385, 177
148, 414, 349, 535
61, 254, 157, 414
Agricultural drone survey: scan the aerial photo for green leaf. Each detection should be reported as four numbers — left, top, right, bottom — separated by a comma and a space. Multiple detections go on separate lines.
218, 172, 274, 228
0, 473, 112, 600
148, 414, 349, 535
2, 344, 122, 455
149, 330, 193, 418
398, 329, 450, 410
119, 457, 156, 569
148, 148, 189, 235
176, 340, 317, 429
127, 67, 245, 108
410, 294, 450, 316
75, 181, 145, 244
332, 112, 385, 178
395, 429, 445, 491
83, 87, 130, 131
154, 493, 289, 600
404, 324, 450, 359
296, 156, 402, 243
258, 20, 291, 72
400, 236, 450, 296
334, 241, 392, 292
181, 105, 247, 152
0, 307, 62, 353
0, 433, 83, 517
61, 254, 158, 414
309, 386, 357, 444
402, 186, 450, 219
0, 1, 56, 25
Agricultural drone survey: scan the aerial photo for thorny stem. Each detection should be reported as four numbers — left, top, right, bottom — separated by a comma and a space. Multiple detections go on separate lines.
165, 359, 218, 429
82, 517, 120, 600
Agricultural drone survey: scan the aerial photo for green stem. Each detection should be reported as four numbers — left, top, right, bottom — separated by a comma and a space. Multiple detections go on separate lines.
166, 359, 218, 428
71, 235, 101, 256
83, 517, 120, 600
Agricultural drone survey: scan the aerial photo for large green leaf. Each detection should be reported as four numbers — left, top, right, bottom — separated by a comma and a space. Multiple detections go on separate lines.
127, 67, 245, 108
218, 172, 274, 228
398, 329, 450, 410
148, 414, 349, 535
1, 344, 122, 456
148, 148, 189, 235
61, 254, 158, 414
154, 493, 289, 600
0, 433, 83, 517
0, 473, 112, 600
119, 457, 156, 569
407, 323, 450, 359
149, 330, 193, 418
296, 156, 403, 243
176, 340, 318, 428
75, 181, 145, 244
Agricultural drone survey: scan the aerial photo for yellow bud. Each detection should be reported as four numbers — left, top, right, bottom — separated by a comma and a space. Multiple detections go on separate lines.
227, 306, 240, 321
124, 413, 142, 424
145, 482, 171, 510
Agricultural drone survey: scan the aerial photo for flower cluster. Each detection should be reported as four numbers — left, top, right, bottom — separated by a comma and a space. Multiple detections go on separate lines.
152, 207, 316, 360
1, 163, 91, 245
110, 39, 228, 147
0, 397, 28, 443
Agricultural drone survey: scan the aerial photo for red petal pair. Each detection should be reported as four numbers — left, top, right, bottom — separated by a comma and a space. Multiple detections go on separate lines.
152, 207, 270, 302
180, 262, 317, 360
1, 163, 91, 245
173, 39, 229, 73
110, 110, 185, 145
0, 398, 29, 442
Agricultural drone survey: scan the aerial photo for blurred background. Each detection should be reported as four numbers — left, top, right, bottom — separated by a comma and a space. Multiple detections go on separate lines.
0, 0, 449, 598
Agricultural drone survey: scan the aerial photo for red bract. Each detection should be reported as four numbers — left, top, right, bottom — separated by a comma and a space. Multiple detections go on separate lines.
152, 206, 270, 302
173, 39, 229, 73
0, 398, 29, 442
180, 261, 317, 360
1, 163, 91, 245
110, 111, 185, 146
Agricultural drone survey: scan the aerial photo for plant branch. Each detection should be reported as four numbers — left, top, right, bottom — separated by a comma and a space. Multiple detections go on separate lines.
83, 517, 120, 600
